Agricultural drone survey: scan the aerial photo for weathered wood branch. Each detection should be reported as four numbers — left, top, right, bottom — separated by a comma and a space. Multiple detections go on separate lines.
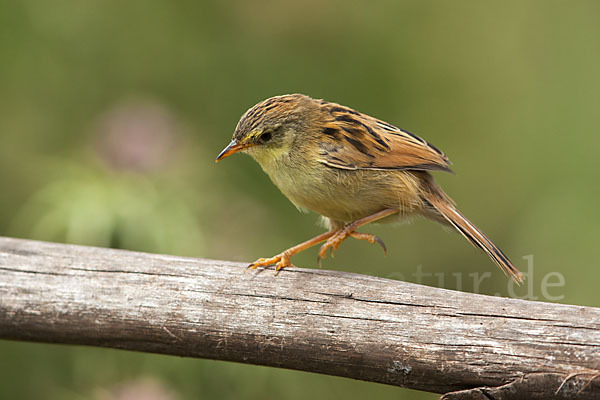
0, 237, 599, 399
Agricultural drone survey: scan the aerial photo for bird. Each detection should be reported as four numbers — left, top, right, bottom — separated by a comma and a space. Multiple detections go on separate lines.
216, 94, 524, 283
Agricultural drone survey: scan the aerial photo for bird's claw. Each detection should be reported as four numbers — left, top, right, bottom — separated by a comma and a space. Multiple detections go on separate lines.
317, 229, 387, 267
350, 232, 387, 255
247, 253, 293, 275
317, 229, 351, 266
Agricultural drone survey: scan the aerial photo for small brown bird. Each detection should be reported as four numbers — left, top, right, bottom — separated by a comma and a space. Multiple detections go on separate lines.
217, 94, 524, 283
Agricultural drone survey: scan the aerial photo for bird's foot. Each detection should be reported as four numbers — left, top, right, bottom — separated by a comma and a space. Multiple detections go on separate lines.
317, 228, 352, 265
317, 227, 386, 267
247, 252, 294, 275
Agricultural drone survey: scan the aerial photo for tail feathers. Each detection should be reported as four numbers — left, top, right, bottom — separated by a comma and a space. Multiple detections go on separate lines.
424, 193, 524, 284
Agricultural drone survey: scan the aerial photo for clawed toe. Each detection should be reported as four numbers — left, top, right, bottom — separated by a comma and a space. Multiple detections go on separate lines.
317, 229, 350, 266
349, 232, 387, 255
247, 253, 293, 275
247, 257, 277, 271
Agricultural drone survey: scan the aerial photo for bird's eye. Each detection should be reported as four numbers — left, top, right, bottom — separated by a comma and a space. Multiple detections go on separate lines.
259, 131, 272, 143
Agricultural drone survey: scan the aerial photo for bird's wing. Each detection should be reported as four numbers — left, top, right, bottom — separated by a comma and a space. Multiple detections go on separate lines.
316, 103, 452, 173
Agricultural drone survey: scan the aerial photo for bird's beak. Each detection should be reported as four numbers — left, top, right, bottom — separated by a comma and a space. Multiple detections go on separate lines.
215, 139, 252, 162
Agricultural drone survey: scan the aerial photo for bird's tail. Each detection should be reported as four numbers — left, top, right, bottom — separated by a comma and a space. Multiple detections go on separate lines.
422, 188, 524, 284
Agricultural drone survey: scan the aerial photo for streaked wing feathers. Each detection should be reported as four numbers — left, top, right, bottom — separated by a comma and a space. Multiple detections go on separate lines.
317, 103, 452, 173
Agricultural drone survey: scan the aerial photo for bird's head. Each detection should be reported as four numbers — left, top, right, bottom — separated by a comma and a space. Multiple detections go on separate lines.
216, 94, 316, 164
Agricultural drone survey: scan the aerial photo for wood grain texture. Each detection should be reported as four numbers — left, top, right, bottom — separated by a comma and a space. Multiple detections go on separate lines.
0, 237, 598, 399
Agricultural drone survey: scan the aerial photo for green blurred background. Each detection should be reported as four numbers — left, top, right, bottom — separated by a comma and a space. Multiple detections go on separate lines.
1, 1, 599, 399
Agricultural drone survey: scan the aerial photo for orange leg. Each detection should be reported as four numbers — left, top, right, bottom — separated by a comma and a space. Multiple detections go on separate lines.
317, 208, 399, 264
247, 229, 337, 274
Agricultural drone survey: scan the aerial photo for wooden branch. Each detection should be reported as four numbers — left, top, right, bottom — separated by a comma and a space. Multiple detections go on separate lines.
0, 237, 599, 399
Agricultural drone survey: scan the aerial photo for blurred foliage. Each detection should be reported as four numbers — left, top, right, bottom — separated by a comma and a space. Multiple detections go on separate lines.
1, 1, 599, 399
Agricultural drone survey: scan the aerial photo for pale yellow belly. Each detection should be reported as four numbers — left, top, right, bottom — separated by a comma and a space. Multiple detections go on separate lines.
266, 162, 424, 223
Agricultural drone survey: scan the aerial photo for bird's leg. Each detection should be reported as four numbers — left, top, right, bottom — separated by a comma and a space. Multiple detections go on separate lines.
318, 208, 399, 264
248, 229, 337, 275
